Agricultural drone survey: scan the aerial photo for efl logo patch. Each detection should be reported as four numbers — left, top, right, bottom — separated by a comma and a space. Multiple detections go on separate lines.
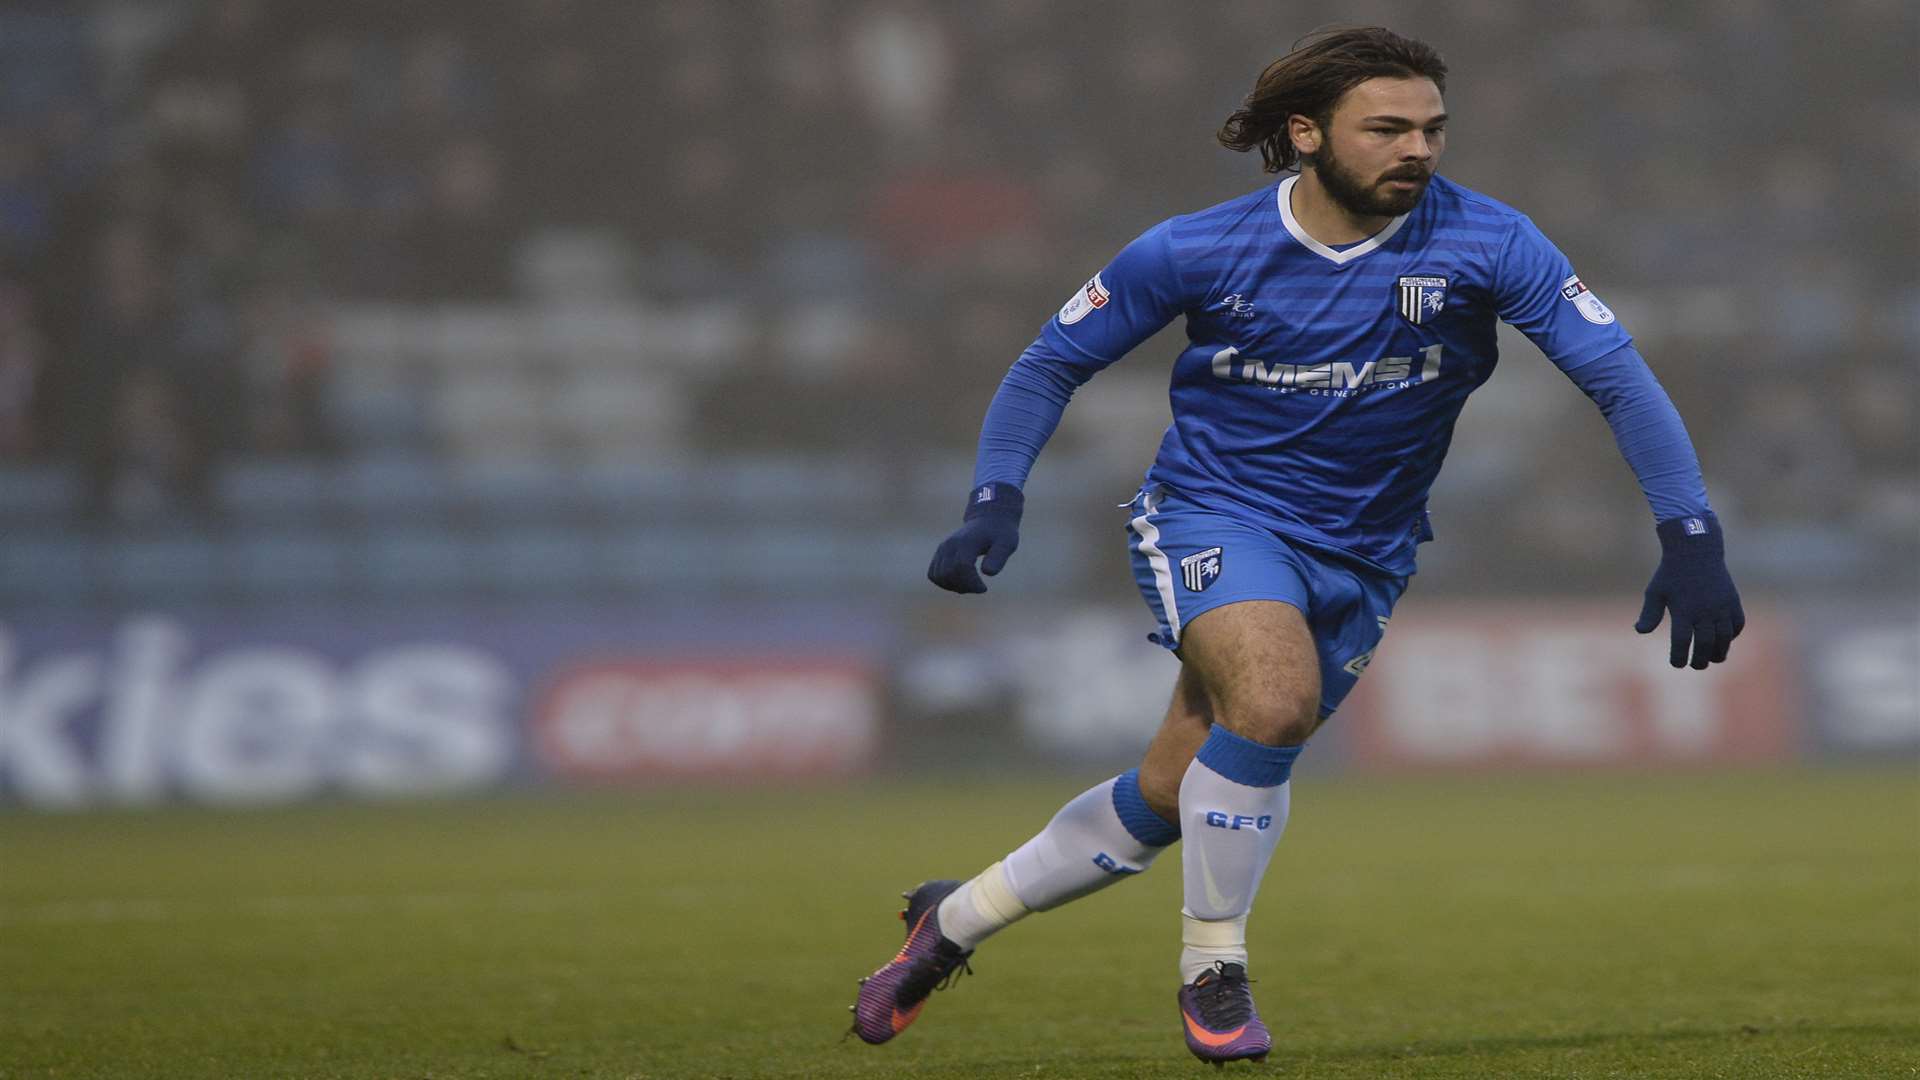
1560, 274, 1616, 325
1396, 275, 1447, 324
1058, 272, 1111, 325
1180, 547, 1222, 593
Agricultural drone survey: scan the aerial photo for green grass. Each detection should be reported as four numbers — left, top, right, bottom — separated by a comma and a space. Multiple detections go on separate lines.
2, 769, 1916, 1079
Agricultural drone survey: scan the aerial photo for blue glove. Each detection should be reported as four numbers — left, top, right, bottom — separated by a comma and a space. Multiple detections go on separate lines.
1635, 513, 1745, 670
927, 483, 1023, 594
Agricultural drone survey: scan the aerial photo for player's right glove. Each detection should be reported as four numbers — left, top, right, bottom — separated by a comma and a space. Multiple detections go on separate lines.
927, 482, 1022, 595
1634, 513, 1745, 670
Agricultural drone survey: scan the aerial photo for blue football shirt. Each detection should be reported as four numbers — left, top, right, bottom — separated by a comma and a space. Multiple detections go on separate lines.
1027, 173, 1633, 575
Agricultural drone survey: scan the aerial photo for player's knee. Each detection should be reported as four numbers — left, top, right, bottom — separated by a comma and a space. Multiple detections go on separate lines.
1216, 692, 1319, 747
1137, 759, 1183, 821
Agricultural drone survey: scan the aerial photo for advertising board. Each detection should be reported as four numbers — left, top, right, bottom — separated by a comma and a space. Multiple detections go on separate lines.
1798, 607, 1920, 755
999, 602, 1806, 770
1339, 603, 1796, 767
0, 608, 883, 808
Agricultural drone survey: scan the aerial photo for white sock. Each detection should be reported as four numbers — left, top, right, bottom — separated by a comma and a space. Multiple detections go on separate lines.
939, 770, 1179, 949
1178, 725, 1301, 982
934, 860, 1029, 950
1181, 912, 1249, 983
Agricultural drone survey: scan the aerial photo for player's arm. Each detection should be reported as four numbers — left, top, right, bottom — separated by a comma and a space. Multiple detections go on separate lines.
928, 221, 1186, 594
1561, 345, 1745, 668
1492, 217, 1744, 669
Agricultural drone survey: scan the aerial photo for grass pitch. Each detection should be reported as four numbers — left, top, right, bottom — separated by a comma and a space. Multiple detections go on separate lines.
1, 769, 1915, 1079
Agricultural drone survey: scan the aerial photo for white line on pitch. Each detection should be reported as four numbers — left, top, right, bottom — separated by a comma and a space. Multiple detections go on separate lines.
0, 888, 625, 926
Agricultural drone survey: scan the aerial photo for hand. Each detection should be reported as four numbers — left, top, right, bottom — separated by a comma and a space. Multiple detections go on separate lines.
927, 483, 1023, 594
1634, 513, 1745, 670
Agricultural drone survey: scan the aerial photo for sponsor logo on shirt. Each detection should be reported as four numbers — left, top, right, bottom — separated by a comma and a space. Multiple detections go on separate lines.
1210, 343, 1444, 395
1560, 274, 1616, 325
1219, 293, 1258, 319
1058, 272, 1111, 325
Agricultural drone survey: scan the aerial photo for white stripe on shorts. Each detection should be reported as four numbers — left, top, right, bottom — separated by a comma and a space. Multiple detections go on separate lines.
1128, 489, 1181, 643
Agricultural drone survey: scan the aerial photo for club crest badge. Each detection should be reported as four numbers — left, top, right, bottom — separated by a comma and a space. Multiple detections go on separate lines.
1396, 275, 1447, 325
1180, 547, 1223, 593
1058, 272, 1111, 325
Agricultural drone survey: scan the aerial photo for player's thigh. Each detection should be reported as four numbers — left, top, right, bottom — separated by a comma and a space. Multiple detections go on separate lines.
1177, 599, 1322, 746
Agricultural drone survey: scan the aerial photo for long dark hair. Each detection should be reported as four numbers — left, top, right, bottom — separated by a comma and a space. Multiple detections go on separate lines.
1218, 27, 1448, 173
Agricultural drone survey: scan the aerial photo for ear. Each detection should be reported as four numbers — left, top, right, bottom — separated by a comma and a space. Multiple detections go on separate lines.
1288, 114, 1321, 161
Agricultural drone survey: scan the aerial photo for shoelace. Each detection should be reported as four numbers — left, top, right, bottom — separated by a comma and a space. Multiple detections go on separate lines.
1191, 962, 1255, 1028
897, 942, 973, 1002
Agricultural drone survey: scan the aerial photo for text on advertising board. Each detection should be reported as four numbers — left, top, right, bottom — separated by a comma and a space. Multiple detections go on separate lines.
532, 658, 878, 780
1338, 605, 1793, 767
0, 619, 514, 807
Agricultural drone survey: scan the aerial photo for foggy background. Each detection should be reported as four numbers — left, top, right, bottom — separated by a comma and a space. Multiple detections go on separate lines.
0, 0, 1914, 807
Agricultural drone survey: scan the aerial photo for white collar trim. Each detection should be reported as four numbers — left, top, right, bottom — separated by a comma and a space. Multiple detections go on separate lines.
1276, 174, 1409, 265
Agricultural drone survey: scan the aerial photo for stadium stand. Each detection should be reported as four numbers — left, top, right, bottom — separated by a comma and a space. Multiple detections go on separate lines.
0, 1, 1910, 607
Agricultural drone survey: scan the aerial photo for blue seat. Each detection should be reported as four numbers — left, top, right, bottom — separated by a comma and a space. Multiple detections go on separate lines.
362, 528, 472, 594
229, 532, 351, 595
472, 527, 594, 593
574, 460, 692, 517
433, 372, 545, 455
548, 368, 686, 453
104, 533, 219, 601
327, 378, 430, 450
717, 528, 843, 589
0, 465, 79, 522
698, 456, 877, 514
840, 530, 936, 592
338, 454, 449, 520
599, 527, 711, 591
0, 533, 97, 603
909, 456, 976, 515
447, 459, 577, 518
217, 460, 336, 522
639, 527, 849, 593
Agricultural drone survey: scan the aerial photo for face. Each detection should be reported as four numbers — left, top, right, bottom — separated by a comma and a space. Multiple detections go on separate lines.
1294, 76, 1447, 217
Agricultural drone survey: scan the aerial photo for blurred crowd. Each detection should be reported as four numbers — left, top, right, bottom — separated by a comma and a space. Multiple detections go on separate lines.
0, 0, 1911, 589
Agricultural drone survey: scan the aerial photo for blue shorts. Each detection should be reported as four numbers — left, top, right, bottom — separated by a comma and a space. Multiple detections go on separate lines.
1124, 484, 1408, 719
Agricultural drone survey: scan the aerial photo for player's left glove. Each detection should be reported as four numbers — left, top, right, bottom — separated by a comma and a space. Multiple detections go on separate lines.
927, 483, 1022, 595
1634, 513, 1745, 670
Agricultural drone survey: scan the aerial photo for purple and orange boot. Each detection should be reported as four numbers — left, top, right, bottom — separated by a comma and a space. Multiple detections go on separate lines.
848, 879, 974, 1044
1177, 961, 1271, 1065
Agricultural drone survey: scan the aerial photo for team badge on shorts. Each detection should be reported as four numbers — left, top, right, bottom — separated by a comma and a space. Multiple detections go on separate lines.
1396, 276, 1447, 324
1180, 547, 1223, 592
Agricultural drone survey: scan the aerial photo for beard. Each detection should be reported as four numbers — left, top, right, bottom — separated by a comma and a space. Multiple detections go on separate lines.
1312, 133, 1432, 218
